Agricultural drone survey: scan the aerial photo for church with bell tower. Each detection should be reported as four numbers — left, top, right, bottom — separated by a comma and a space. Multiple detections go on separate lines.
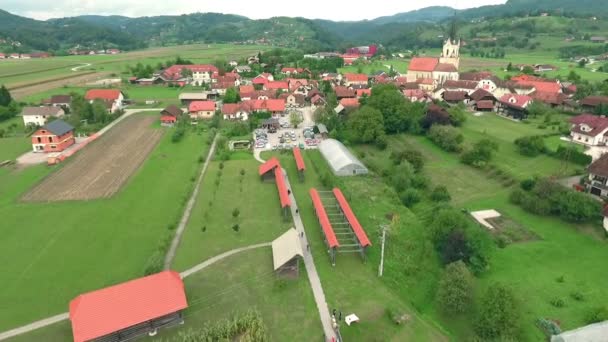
440, 38, 460, 70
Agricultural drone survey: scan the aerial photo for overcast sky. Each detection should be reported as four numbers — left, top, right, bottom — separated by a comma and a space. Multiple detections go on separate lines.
3, 0, 507, 21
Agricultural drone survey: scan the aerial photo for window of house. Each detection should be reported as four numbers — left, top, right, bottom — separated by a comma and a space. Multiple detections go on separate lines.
37, 137, 42, 143
51, 145, 56, 149
49, 137, 53, 143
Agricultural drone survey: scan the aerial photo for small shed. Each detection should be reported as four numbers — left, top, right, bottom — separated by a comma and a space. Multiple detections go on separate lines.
317, 124, 329, 139
272, 228, 304, 278
259, 157, 280, 182
160, 105, 183, 126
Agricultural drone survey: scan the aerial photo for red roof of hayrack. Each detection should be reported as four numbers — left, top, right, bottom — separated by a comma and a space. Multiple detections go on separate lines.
189, 101, 215, 112
310, 189, 339, 248
408, 57, 439, 72
69, 271, 187, 342
259, 157, 280, 176
274, 167, 291, 208
332, 188, 371, 247
293, 147, 305, 171
84, 89, 122, 101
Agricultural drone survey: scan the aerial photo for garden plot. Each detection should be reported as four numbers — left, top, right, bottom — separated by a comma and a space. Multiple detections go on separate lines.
22, 115, 163, 201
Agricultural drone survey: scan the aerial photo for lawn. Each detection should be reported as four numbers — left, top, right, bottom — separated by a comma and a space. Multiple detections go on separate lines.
0, 137, 30, 161
459, 113, 582, 180
0, 126, 210, 331
544, 135, 586, 153
172, 157, 292, 271
6, 248, 322, 342
374, 131, 608, 341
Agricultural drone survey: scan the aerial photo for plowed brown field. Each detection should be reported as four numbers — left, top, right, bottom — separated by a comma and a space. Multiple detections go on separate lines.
22, 115, 163, 201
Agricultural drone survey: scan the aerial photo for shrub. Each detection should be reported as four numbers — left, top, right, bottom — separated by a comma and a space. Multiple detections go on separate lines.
143, 250, 164, 275
400, 189, 421, 207
536, 318, 561, 338
436, 261, 474, 314
520, 178, 536, 191
428, 125, 463, 152
171, 127, 185, 143
232, 208, 240, 218
386, 307, 411, 325
390, 148, 425, 172
475, 283, 520, 340
232, 224, 240, 232
430, 185, 451, 202
411, 174, 429, 189
391, 161, 415, 192
514, 135, 547, 156
570, 291, 585, 302
550, 298, 566, 308
461, 139, 498, 167
555, 146, 592, 165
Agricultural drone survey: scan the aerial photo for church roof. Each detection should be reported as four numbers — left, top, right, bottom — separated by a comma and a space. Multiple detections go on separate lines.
408, 57, 439, 72
435, 63, 458, 72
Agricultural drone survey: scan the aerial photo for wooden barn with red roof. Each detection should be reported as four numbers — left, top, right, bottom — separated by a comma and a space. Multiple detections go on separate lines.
69, 271, 188, 342
84, 89, 124, 113
258, 158, 291, 218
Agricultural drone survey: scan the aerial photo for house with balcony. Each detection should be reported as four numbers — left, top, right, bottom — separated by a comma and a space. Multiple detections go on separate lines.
587, 153, 608, 197
569, 114, 608, 146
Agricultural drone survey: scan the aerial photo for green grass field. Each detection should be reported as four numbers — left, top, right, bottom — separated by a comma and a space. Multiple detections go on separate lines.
0, 137, 30, 161
0, 125, 210, 331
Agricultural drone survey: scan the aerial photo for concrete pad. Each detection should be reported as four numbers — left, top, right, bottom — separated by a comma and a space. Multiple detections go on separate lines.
470, 210, 501, 230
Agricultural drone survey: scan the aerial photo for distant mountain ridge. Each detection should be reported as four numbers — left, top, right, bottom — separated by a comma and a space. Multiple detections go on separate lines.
0, 0, 607, 53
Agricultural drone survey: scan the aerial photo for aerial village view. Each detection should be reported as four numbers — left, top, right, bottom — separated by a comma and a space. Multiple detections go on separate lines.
1, 0, 608, 341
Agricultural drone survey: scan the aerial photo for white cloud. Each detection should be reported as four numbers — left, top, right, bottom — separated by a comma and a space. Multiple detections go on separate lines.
5, 0, 507, 21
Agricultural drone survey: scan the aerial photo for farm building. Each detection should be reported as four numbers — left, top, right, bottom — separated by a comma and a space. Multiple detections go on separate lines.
84, 89, 124, 113
69, 271, 188, 342
21, 106, 65, 127
319, 139, 368, 176
48, 95, 72, 108
272, 228, 304, 278
160, 105, 182, 126
31, 119, 75, 153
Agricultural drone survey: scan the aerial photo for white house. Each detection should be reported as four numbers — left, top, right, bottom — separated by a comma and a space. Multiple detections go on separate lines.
21, 106, 65, 127
569, 114, 608, 147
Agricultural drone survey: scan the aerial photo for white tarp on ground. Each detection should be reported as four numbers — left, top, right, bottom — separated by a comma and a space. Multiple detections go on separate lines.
271, 228, 304, 271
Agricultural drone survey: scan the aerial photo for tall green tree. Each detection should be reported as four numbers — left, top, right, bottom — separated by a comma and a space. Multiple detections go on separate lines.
475, 283, 520, 340
223, 87, 240, 104
0, 85, 12, 107
347, 106, 385, 144
437, 261, 474, 314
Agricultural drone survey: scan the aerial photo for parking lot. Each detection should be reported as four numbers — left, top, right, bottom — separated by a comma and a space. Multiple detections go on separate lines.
253, 106, 322, 151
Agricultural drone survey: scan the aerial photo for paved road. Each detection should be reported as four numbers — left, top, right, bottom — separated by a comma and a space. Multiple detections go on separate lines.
256, 151, 336, 341
164, 134, 219, 269
281, 169, 337, 341
0, 313, 69, 341
180, 243, 271, 278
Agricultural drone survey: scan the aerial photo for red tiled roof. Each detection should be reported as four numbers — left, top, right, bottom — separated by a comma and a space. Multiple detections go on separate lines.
570, 114, 608, 137
69, 271, 187, 342
274, 167, 291, 208
340, 98, 360, 108
499, 94, 532, 109
345, 73, 368, 83
221, 103, 240, 115
443, 91, 468, 102
356, 89, 371, 97
310, 189, 339, 248
334, 86, 356, 98
265, 81, 289, 90
470, 88, 495, 102
589, 153, 608, 177
332, 188, 371, 247
240, 85, 254, 93
532, 91, 566, 106
189, 101, 215, 112
435, 63, 458, 72
249, 99, 285, 112
581, 96, 608, 107
252, 77, 268, 85
161, 64, 218, 81
444, 80, 478, 90
408, 57, 439, 72
84, 89, 122, 101
293, 147, 305, 171
403, 89, 426, 98
259, 157, 280, 176
418, 78, 434, 85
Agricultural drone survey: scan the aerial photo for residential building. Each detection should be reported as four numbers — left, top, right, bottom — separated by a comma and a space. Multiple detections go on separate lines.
21, 106, 65, 127
84, 89, 124, 113
343, 73, 368, 87
498, 94, 532, 119
221, 103, 250, 121
158, 64, 219, 86
569, 113, 608, 146
31, 119, 75, 153
48, 95, 72, 108
339, 98, 360, 110
279, 93, 305, 108
581, 96, 608, 111
188, 101, 216, 120
334, 86, 356, 99
265, 81, 289, 92
587, 154, 608, 198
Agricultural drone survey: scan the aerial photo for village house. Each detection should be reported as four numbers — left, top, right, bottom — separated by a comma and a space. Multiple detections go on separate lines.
356, 89, 371, 98
498, 94, 533, 119
442, 80, 478, 94
334, 86, 356, 100
281, 67, 309, 76
21, 106, 65, 127
339, 98, 361, 110
442, 91, 469, 105
239, 85, 255, 100
311, 94, 327, 108
234, 65, 252, 73
221, 103, 251, 121
469, 89, 496, 111
569, 114, 608, 146
343, 73, 368, 87
252, 73, 274, 86
403, 89, 431, 103
247, 99, 286, 115
44, 95, 72, 108
211, 82, 234, 96
84, 89, 124, 113
178, 92, 218, 105
279, 93, 306, 108
160, 105, 183, 127
265, 81, 289, 92
31, 119, 75, 153
188, 101, 216, 120
252, 90, 277, 100
157, 64, 219, 86
587, 153, 608, 198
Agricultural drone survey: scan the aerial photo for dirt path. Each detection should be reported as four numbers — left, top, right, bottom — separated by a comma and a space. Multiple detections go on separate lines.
180, 243, 271, 278
71, 63, 91, 71
163, 134, 219, 269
